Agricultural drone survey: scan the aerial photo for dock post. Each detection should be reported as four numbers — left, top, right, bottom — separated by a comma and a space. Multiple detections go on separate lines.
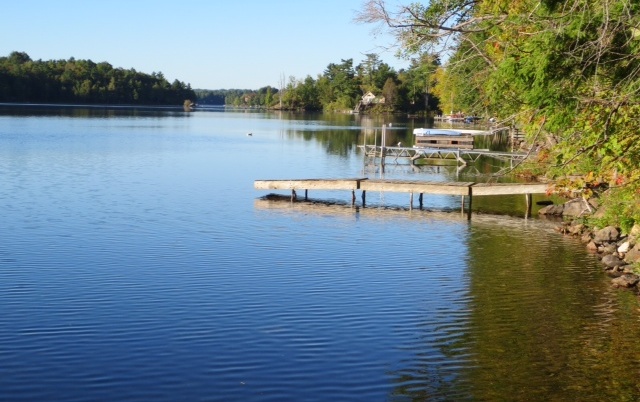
305, 189, 308, 200
352, 190, 356, 206
410, 192, 414, 210
525, 193, 532, 218
419, 193, 423, 209
380, 124, 386, 168
361, 191, 366, 207
467, 187, 473, 220
291, 189, 297, 202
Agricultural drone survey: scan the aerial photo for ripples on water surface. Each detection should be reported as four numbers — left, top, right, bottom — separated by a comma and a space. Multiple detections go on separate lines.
1, 106, 639, 401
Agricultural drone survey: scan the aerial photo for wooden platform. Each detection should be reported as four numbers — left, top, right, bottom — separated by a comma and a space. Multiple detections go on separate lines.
414, 134, 474, 150
254, 178, 550, 219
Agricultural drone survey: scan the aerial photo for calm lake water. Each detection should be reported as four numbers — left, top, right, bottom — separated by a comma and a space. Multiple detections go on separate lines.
1, 105, 639, 401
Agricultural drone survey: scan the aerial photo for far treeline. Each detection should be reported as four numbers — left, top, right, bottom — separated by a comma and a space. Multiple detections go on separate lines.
0, 51, 196, 105
1, 50, 439, 114
195, 54, 441, 114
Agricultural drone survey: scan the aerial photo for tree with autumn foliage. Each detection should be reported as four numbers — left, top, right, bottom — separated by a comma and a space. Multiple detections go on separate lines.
358, 0, 640, 230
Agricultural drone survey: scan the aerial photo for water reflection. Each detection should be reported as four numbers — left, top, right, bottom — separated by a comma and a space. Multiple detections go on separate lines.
383, 217, 640, 401
0, 103, 189, 118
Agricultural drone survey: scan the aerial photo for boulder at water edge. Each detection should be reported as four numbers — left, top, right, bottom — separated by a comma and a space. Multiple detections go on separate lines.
601, 254, 625, 269
538, 204, 564, 215
593, 226, 620, 245
611, 273, 640, 289
624, 244, 640, 264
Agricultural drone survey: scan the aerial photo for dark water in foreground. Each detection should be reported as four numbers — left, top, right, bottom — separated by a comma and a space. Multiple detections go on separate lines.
1, 105, 639, 401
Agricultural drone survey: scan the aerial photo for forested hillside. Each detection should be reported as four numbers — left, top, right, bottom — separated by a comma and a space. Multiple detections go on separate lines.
196, 55, 441, 114
0, 51, 196, 105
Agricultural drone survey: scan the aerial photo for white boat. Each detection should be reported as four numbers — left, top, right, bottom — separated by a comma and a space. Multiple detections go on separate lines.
413, 128, 462, 136
413, 128, 474, 149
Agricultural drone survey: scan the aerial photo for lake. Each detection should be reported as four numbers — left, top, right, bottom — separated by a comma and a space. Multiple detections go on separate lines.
1, 105, 639, 401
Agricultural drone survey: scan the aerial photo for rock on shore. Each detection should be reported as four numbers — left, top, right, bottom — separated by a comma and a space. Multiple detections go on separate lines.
541, 198, 640, 292
560, 220, 640, 291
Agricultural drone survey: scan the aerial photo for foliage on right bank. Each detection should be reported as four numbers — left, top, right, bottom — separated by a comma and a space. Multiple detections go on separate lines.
357, 0, 640, 230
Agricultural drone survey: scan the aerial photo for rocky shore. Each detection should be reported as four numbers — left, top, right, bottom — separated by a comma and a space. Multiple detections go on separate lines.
539, 198, 640, 292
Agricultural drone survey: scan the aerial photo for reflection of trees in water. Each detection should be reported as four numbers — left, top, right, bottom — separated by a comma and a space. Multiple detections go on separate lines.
384, 222, 640, 401
463, 226, 639, 401
282, 128, 360, 157
281, 114, 512, 163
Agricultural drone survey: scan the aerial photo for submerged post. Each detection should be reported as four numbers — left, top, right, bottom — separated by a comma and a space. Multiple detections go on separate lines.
467, 187, 473, 220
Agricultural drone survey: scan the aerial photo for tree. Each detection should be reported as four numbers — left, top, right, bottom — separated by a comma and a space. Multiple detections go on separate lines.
357, 0, 640, 228
322, 59, 360, 109
356, 53, 381, 92
399, 53, 441, 113
382, 77, 398, 108
8, 51, 31, 64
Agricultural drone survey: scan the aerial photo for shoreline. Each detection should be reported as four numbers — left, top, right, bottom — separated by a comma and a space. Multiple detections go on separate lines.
542, 201, 640, 293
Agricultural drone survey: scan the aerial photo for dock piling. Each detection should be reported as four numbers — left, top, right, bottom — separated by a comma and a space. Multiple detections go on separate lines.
467, 187, 473, 220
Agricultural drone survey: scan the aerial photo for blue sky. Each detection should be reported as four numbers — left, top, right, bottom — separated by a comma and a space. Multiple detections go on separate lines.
1, 0, 408, 90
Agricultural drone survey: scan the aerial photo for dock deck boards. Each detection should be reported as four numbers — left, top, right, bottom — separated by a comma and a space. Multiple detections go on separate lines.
360, 179, 474, 196
470, 182, 549, 196
254, 178, 367, 191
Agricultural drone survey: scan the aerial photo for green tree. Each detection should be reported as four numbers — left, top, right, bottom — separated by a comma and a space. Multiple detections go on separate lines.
358, 0, 640, 227
381, 77, 398, 108
321, 58, 360, 110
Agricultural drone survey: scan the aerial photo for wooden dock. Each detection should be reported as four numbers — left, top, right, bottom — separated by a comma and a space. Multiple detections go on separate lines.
254, 178, 549, 219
